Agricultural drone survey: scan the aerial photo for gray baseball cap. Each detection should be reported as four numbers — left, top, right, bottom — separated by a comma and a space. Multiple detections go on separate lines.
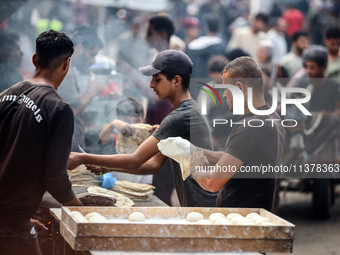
139, 49, 193, 76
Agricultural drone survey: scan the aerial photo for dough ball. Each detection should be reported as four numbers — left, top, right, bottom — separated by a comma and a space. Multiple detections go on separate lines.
230, 215, 245, 224
71, 211, 88, 222
209, 213, 225, 223
85, 212, 107, 222
240, 220, 255, 226
88, 215, 107, 223
214, 218, 232, 225
85, 212, 101, 221
233, 216, 248, 225
226, 213, 242, 221
186, 212, 204, 222
196, 219, 211, 225
254, 217, 269, 225
245, 213, 261, 220
129, 212, 145, 222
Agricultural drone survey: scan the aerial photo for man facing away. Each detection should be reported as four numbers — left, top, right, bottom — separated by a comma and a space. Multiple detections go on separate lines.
191, 57, 285, 211
0, 30, 82, 255
69, 49, 218, 207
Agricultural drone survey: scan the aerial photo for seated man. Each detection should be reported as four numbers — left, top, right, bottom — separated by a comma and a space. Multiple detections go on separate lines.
99, 96, 154, 184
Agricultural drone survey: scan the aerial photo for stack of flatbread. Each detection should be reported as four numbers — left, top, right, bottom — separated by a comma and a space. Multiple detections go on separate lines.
116, 123, 153, 154
111, 180, 155, 201
87, 186, 134, 207
70, 165, 101, 187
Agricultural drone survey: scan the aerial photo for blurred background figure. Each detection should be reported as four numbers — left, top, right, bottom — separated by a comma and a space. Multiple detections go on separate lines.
146, 15, 175, 54
280, 30, 309, 78
324, 27, 340, 80
99, 96, 153, 184
58, 25, 105, 152
267, 17, 288, 65
196, 55, 237, 151
227, 12, 269, 58
257, 39, 275, 78
0, 30, 23, 92
281, 3, 305, 48
117, 16, 150, 70
183, 17, 201, 47
187, 13, 225, 84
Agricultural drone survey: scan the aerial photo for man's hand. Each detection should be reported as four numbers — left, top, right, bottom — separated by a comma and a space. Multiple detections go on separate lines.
151, 124, 159, 133
68, 152, 85, 170
190, 151, 210, 178
86, 164, 112, 175
113, 120, 134, 137
30, 219, 48, 236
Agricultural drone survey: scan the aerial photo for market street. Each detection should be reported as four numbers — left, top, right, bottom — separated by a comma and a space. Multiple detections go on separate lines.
269, 185, 340, 255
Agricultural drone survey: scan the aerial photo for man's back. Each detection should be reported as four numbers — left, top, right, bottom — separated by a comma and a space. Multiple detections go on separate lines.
217, 105, 285, 210
0, 81, 75, 227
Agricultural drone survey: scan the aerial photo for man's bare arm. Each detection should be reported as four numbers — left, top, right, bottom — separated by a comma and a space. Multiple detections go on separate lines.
87, 152, 168, 175
69, 136, 161, 171
192, 151, 243, 192
197, 147, 225, 165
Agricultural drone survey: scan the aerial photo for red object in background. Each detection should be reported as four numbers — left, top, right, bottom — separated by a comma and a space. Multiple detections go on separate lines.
0, 19, 8, 29
282, 9, 304, 37
100, 81, 122, 99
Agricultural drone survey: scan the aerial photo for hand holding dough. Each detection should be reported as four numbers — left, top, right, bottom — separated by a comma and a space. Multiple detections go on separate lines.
157, 137, 197, 180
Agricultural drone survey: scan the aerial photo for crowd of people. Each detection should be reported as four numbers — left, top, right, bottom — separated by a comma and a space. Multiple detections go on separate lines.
0, 0, 340, 253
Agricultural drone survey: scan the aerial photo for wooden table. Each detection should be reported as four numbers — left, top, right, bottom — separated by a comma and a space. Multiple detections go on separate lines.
44, 186, 167, 255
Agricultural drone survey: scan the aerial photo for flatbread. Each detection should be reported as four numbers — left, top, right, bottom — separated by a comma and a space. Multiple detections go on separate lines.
116, 123, 153, 154
87, 186, 134, 207
111, 180, 155, 201
77, 192, 117, 206
70, 165, 101, 187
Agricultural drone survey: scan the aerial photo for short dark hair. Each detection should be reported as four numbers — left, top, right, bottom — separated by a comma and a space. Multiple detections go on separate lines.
162, 71, 191, 91
292, 30, 309, 42
148, 16, 175, 42
254, 12, 269, 25
303, 45, 328, 68
205, 14, 220, 33
226, 48, 250, 62
324, 27, 340, 40
71, 25, 104, 49
116, 97, 144, 118
208, 55, 229, 73
35, 30, 74, 69
222, 56, 263, 94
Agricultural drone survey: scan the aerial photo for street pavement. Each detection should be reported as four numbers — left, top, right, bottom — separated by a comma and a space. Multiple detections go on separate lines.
269, 185, 340, 255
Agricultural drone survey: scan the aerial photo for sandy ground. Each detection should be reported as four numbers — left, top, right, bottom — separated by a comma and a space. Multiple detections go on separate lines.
268, 185, 340, 255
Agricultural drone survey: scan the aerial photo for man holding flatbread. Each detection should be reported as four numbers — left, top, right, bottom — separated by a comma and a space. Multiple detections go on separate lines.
69, 49, 217, 207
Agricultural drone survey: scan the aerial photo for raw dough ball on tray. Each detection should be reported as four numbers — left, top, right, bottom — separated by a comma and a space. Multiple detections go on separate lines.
71, 211, 88, 222
196, 219, 211, 225
129, 212, 146, 222
186, 212, 204, 222
226, 213, 242, 221
214, 218, 232, 225
209, 213, 225, 223
245, 212, 261, 220
85, 212, 107, 222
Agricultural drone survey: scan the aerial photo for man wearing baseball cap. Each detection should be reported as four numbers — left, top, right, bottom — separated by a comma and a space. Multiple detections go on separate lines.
69, 49, 217, 207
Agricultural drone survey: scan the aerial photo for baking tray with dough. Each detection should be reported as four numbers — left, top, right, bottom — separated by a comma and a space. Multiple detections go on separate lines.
60, 206, 295, 253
